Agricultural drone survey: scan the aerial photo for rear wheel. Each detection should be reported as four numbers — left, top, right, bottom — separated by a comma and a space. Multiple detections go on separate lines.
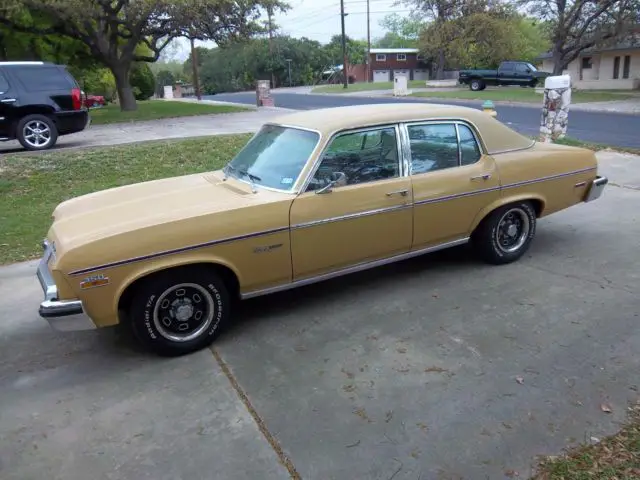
472, 202, 537, 265
128, 266, 231, 356
470, 79, 484, 91
16, 114, 58, 151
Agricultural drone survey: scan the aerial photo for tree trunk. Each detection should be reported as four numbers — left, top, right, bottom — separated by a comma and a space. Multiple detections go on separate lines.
436, 49, 445, 80
551, 42, 566, 75
111, 63, 137, 111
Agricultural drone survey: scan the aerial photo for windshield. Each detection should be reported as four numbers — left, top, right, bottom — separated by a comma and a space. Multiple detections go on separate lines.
224, 124, 320, 191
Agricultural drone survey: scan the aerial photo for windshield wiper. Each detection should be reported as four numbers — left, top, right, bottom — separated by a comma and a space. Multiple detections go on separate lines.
223, 164, 236, 180
238, 169, 261, 193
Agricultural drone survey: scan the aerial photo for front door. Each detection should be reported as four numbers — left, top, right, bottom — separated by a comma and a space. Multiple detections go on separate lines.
404, 121, 501, 249
290, 125, 413, 280
0, 69, 13, 138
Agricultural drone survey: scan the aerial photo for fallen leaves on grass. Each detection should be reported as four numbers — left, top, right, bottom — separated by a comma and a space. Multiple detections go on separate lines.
532, 400, 640, 479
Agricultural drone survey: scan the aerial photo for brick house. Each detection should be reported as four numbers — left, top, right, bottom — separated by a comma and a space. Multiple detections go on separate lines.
368, 48, 430, 82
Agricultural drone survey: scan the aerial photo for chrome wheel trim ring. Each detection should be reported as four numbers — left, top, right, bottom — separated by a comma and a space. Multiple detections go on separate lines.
152, 283, 215, 343
495, 207, 531, 254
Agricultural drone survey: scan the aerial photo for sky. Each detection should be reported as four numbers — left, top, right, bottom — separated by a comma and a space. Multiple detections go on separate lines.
167, 0, 412, 61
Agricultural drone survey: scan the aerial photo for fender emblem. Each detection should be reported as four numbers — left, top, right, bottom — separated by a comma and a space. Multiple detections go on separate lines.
80, 274, 110, 289
253, 243, 283, 254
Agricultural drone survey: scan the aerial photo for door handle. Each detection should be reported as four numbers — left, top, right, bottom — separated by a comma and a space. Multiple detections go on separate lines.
386, 189, 409, 197
0, 98, 16, 104
470, 174, 491, 181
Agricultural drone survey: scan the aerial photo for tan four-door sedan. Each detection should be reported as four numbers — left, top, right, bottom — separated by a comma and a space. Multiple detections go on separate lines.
36, 103, 608, 356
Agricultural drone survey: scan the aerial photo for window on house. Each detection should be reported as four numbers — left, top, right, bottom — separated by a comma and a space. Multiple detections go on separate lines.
581, 57, 593, 69
613, 56, 620, 79
376, 54, 386, 62
397, 54, 407, 61
623, 55, 631, 79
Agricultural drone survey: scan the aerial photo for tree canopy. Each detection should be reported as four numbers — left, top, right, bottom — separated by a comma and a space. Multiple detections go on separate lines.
0, 0, 288, 110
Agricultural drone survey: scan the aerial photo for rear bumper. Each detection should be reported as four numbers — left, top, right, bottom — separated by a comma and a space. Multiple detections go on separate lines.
37, 240, 96, 331
584, 175, 608, 202
55, 110, 90, 135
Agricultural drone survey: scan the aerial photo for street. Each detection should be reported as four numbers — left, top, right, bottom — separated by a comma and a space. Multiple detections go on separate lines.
209, 91, 640, 149
1, 150, 638, 479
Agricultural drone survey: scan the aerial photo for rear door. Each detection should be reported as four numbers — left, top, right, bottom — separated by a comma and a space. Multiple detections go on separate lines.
514, 63, 533, 85
0, 68, 15, 137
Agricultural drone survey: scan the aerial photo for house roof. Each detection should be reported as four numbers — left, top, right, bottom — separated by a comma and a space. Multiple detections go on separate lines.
536, 38, 640, 60
370, 48, 420, 54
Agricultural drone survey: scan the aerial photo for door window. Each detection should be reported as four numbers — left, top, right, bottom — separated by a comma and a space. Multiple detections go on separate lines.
515, 63, 530, 74
458, 124, 482, 166
407, 123, 459, 174
307, 127, 400, 191
500, 62, 515, 72
407, 122, 482, 174
0, 71, 9, 93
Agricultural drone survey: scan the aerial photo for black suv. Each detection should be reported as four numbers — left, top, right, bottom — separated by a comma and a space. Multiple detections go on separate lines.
0, 61, 90, 151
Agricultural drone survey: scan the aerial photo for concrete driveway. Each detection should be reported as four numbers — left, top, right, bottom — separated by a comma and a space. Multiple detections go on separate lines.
1, 151, 638, 479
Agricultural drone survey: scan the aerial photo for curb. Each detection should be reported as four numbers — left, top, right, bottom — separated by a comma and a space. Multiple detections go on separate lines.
160, 97, 298, 113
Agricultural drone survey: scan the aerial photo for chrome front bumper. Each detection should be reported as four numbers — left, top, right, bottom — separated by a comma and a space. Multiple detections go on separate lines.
584, 175, 608, 202
37, 240, 96, 331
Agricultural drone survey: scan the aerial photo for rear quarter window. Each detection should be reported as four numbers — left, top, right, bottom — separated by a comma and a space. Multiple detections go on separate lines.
13, 66, 76, 92
0, 70, 9, 92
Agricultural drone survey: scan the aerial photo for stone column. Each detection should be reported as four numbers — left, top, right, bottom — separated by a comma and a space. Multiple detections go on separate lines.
539, 75, 572, 143
256, 80, 274, 107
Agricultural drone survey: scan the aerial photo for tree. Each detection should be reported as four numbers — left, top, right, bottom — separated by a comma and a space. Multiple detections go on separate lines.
323, 35, 367, 67
130, 62, 155, 100
0, 1, 288, 111
518, 0, 639, 74
375, 13, 423, 47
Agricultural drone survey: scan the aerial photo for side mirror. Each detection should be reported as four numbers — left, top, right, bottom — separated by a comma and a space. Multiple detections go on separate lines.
315, 171, 346, 194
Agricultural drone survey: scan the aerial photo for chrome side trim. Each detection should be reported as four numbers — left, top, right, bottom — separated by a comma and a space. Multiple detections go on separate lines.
241, 237, 470, 299
415, 186, 501, 206
292, 204, 412, 230
487, 141, 536, 156
503, 166, 597, 190
68, 226, 289, 276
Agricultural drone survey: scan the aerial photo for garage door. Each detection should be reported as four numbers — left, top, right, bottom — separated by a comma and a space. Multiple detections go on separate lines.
394, 70, 410, 80
373, 70, 390, 82
413, 69, 428, 81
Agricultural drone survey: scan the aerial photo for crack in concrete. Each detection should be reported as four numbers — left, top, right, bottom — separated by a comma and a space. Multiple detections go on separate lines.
522, 263, 635, 295
211, 348, 302, 480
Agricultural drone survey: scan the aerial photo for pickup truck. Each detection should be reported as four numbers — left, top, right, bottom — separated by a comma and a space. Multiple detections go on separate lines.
458, 61, 550, 91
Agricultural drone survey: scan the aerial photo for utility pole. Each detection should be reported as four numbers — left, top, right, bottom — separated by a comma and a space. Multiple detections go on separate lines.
189, 35, 201, 101
366, 0, 371, 83
267, 4, 276, 88
340, 0, 348, 89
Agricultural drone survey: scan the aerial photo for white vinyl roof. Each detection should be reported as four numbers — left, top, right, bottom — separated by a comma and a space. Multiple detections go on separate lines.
370, 48, 420, 54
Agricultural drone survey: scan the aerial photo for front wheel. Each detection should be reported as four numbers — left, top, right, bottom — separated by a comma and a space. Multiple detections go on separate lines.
128, 266, 231, 356
472, 202, 537, 265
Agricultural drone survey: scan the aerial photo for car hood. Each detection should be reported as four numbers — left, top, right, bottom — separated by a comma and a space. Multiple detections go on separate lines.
49, 170, 272, 250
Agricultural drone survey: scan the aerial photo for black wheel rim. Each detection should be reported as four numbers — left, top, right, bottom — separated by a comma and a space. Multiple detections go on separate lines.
152, 283, 215, 342
495, 207, 531, 253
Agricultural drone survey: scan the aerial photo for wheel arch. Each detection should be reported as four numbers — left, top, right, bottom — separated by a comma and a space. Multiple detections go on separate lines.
470, 195, 546, 233
11, 107, 57, 135
116, 259, 241, 323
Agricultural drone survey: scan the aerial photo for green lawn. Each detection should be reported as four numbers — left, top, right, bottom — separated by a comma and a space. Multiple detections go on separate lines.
531, 402, 640, 479
0, 134, 251, 264
411, 88, 636, 104
88, 100, 250, 125
312, 80, 426, 94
